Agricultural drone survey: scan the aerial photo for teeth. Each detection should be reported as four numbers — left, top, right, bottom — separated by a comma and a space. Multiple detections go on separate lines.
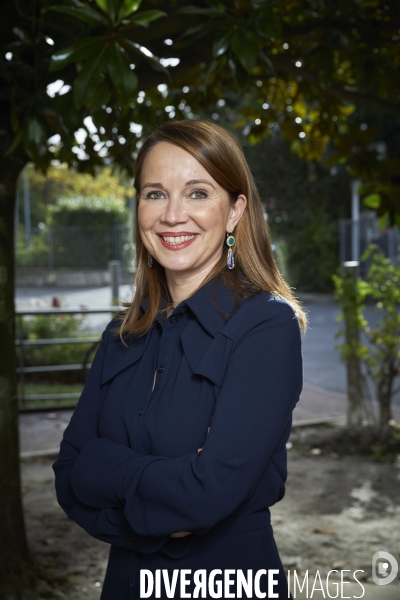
161, 235, 195, 244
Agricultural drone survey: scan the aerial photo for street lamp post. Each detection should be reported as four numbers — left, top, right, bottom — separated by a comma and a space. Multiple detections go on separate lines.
351, 179, 361, 263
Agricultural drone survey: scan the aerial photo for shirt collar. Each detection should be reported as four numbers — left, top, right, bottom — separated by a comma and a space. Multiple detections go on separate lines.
140, 275, 237, 337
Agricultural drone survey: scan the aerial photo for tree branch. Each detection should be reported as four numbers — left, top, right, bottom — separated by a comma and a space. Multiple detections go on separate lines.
271, 56, 400, 119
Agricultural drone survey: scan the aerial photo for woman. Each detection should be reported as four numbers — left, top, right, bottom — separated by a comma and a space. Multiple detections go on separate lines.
53, 120, 307, 600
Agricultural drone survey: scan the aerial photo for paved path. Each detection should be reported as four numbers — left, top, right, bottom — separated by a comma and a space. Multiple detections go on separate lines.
16, 288, 400, 456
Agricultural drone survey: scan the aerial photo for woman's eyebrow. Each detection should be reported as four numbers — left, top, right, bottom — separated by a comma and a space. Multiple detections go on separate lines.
142, 179, 216, 190
141, 182, 165, 190
185, 179, 215, 189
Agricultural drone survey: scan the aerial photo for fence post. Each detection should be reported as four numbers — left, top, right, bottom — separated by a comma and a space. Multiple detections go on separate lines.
23, 166, 32, 248
48, 227, 54, 271
109, 260, 121, 306
342, 261, 364, 428
16, 316, 25, 409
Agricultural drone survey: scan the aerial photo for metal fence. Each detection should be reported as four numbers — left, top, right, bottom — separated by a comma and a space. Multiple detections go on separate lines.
16, 306, 123, 411
16, 225, 135, 270
339, 213, 400, 275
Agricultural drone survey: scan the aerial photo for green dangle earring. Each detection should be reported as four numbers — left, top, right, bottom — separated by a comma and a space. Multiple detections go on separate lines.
226, 232, 235, 270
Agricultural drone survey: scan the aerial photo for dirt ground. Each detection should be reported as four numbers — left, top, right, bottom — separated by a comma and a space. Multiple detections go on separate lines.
21, 425, 400, 599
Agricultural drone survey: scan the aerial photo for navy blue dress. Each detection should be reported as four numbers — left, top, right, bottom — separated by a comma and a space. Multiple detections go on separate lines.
52, 276, 303, 599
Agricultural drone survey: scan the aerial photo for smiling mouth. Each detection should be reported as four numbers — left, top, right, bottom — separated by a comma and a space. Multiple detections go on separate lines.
158, 234, 197, 245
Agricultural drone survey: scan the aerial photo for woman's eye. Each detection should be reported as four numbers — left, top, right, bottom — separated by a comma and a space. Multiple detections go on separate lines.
190, 190, 208, 199
146, 191, 165, 199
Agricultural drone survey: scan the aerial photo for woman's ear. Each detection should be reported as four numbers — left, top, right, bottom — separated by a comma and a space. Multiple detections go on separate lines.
227, 194, 247, 231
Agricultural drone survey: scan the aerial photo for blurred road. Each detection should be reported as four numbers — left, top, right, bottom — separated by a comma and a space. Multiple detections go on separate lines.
15, 284, 135, 333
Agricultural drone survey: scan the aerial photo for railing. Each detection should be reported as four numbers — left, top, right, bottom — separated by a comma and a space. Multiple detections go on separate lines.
16, 306, 123, 411
339, 213, 400, 276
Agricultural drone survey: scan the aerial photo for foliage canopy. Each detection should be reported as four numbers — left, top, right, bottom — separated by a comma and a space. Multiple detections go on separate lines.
2, 0, 400, 221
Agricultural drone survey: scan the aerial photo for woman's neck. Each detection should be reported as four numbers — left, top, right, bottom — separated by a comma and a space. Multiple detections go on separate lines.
164, 263, 218, 307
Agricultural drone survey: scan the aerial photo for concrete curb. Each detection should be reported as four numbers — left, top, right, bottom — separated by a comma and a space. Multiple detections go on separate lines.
20, 448, 60, 460
291, 416, 346, 428
16, 268, 135, 288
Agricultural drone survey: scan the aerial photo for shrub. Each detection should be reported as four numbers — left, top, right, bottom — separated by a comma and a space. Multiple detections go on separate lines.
333, 243, 400, 433
48, 195, 129, 228
15, 229, 49, 269
18, 304, 100, 384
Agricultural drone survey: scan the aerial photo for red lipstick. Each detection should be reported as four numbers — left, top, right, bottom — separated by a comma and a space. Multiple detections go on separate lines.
157, 232, 198, 251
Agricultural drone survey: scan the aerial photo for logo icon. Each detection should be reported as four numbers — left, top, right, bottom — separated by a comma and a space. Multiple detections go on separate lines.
372, 551, 398, 586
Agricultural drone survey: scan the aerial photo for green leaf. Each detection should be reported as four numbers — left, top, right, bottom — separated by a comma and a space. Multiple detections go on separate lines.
117, 0, 142, 21
122, 38, 169, 74
119, 38, 142, 55
177, 6, 225, 16
4, 130, 23, 157
378, 212, 388, 229
86, 80, 112, 113
257, 8, 282, 39
144, 53, 169, 74
123, 9, 166, 27
95, 0, 118, 22
50, 37, 109, 72
27, 118, 45, 143
204, 57, 219, 90
73, 45, 109, 109
212, 36, 229, 58
230, 32, 258, 74
363, 193, 381, 209
107, 44, 138, 101
229, 56, 250, 88
179, 23, 210, 42
47, 4, 109, 27
260, 50, 275, 75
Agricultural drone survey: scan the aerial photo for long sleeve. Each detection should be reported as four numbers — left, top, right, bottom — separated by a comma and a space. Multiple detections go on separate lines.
52, 325, 170, 552
70, 301, 303, 537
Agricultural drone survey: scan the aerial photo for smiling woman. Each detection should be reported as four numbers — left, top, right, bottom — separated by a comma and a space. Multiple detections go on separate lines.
53, 120, 308, 600
121, 120, 307, 336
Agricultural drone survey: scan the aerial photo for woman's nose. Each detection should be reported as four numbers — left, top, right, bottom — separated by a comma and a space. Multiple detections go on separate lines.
161, 196, 188, 225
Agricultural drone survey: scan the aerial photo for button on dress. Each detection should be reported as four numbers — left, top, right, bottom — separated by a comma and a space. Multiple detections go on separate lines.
52, 276, 303, 599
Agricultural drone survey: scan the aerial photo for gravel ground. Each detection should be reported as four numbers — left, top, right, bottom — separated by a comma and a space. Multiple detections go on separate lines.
21, 426, 400, 599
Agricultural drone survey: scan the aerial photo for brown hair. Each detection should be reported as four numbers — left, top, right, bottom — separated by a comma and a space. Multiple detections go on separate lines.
117, 120, 308, 338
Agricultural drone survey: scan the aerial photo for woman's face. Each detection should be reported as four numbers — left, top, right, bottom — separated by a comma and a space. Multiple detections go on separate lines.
137, 141, 246, 280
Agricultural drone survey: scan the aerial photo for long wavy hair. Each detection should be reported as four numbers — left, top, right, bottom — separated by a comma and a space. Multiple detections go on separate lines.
117, 120, 308, 337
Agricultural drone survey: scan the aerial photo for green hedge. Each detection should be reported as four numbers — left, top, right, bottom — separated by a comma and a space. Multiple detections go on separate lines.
48, 194, 130, 227
19, 311, 100, 384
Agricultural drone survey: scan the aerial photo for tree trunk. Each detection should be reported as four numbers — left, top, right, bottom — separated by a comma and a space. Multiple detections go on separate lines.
346, 355, 364, 428
0, 165, 38, 595
377, 363, 394, 433
342, 263, 364, 428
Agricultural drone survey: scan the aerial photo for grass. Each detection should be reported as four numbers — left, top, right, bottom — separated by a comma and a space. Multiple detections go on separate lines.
19, 383, 83, 395
18, 383, 83, 410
